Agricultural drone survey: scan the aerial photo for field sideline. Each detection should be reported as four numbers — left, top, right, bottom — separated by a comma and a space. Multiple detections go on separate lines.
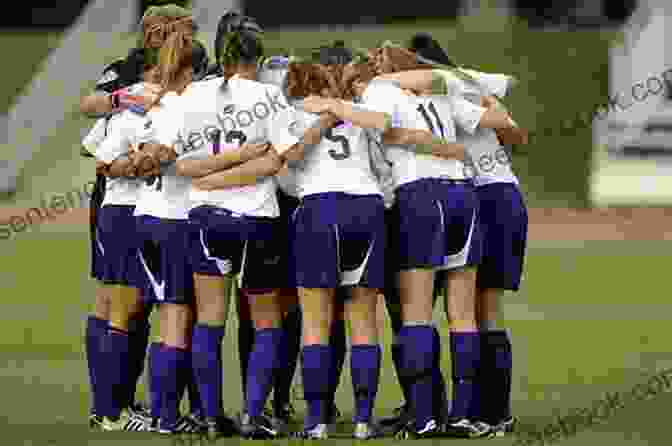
2, 209, 672, 446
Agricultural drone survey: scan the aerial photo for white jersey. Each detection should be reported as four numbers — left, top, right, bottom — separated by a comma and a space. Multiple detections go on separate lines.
436, 69, 519, 186
88, 83, 152, 207
292, 107, 382, 198
362, 80, 484, 188
132, 90, 196, 220
156, 75, 301, 217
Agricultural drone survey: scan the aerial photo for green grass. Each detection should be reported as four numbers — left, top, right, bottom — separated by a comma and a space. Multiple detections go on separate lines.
2, 233, 672, 445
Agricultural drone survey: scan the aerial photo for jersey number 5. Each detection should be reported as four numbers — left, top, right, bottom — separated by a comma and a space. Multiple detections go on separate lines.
326, 128, 351, 160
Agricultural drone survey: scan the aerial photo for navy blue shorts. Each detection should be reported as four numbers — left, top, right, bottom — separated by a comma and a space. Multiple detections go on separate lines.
97, 205, 141, 287
188, 205, 282, 292
391, 178, 482, 271
135, 216, 195, 304
476, 183, 527, 291
277, 190, 300, 289
89, 174, 106, 280
293, 193, 385, 289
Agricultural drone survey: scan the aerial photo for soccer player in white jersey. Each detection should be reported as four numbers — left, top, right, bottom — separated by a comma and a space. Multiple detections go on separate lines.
354, 44, 520, 439
119, 19, 222, 435
289, 50, 470, 439
397, 33, 528, 436
150, 24, 334, 440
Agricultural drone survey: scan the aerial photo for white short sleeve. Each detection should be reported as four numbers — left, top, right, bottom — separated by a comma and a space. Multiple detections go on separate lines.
96, 125, 130, 164
452, 96, 487, 135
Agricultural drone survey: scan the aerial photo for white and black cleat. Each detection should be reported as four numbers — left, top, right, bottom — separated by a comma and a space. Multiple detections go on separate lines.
292, 423, 329, 440
157, 415, 203, 435
492, 416, 516, 437
240, 415, 280, 440
203, 414, 239, 440
443, 418, 495, 439
395, 419, 443, 440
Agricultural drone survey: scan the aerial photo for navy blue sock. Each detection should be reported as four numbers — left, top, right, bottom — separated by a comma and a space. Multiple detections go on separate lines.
274, 308, 301, 412
482, 330, 512, 423
238, 318, 255, 399
192, 324, 225, 418
328, 320, 346, 411
158, 345, 189, 429
126, 319, 150, 408
246, 328, 284, 418
85, 316, 107, 415
351, 345, 382, 423
302, 345, 333, 428
398, 325, 435, 431
102, 328, 132, 418
149, 342, 163, 419
450, 332, 481, 420
391, 343, 411, 406
431, 327, 448, 420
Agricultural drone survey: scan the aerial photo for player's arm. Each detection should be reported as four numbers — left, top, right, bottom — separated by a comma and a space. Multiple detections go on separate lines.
376, 70, 452, 95
192, 149, 284, 190
175, 142, 271, 177
381, 128, 466, 160
280, 112, 340, 162
452, 95, 527, 144
299, 97, 391, 132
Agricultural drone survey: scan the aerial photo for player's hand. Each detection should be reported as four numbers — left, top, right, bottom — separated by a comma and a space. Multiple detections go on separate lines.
95, 161, 108, 175
131, 150, 160, 177
300, 96, 337, 114
239, 142, 270, 162
481, 95, 499, 109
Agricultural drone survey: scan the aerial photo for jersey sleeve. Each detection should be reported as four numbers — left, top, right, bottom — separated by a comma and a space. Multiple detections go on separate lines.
459, 68, 513, 98
81, 118, 109, 157
265, 86, 302, 155
95, 116, 133, 164
451, 96, 487, 135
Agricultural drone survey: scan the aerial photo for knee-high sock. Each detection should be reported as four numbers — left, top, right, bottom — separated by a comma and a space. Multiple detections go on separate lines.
149, 342, 163, 419
391, 343, 411, 407
480, 330, 512, 423
431, 327, 448, 419
351, 345, 382, 423
156, 345, 189, 429
449, 332, 481, 420
238, 318, 255, 400
100, 328, 132, 418
302, 345, 333, 428
85, 316, 108, 415
328, 319, 346, 412
192, 324, 225, 419
246, 328, 284, 418
274, 308, 301, 412
399, 325, 435, 430
126, 319, 150, 408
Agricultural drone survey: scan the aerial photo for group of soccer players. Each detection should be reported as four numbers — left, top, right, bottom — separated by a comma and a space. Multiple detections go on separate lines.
79, 3, 528, 441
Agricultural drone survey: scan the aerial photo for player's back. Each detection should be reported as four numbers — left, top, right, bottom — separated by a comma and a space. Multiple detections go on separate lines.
293, 108, 381, 198
178, 76, 300, 216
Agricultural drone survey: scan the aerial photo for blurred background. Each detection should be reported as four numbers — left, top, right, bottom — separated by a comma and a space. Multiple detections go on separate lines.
1, 2, 672, 446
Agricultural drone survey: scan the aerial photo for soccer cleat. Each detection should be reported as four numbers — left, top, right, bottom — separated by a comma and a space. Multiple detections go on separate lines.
100, 409, 149, 432
492, 416, 516, 437
157, 415, 203, 435
203, 415, 239, 440
292, 423, 329, 440
394, 418, 443, 440
443, 418, 495, 439
353, 422, 383, 440
378, 402, 412, 434
240, 414, 280, 439
89, 414, 103, 429
128, 402, 151, 419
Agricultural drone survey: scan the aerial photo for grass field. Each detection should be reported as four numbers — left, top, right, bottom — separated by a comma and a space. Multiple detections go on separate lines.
2, 229, 672, 446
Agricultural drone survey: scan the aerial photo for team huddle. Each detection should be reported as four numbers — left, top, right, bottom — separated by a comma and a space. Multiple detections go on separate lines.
80, 3, 528, 441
